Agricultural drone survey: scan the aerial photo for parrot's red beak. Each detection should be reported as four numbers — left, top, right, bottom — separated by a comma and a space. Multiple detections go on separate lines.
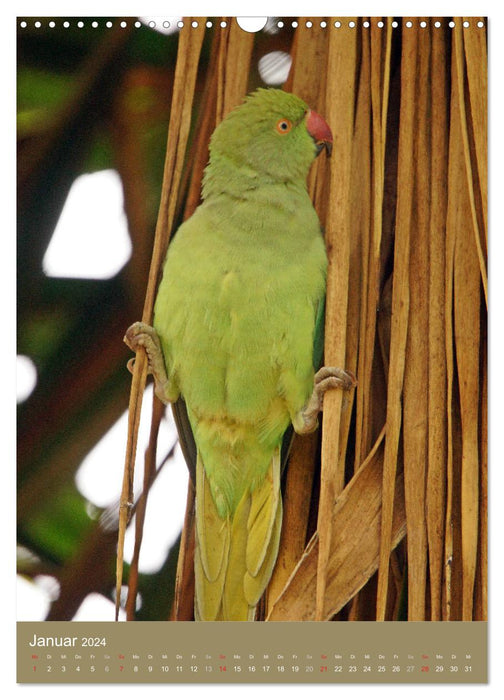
306, 109, 333, 157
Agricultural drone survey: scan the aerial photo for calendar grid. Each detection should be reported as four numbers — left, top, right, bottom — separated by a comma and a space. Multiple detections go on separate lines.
17, 621, 487, 683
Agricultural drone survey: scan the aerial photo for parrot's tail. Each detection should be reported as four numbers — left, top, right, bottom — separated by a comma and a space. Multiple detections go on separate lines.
194, 447, 282, 621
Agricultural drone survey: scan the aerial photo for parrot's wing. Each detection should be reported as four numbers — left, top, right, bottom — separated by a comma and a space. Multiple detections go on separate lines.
313, 294, 326, 371
280, 424, 294, 472
278, 294, 326, 472
171, 397, 197, 484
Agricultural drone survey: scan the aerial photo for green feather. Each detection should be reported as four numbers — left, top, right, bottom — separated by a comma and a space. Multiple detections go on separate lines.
313, 295, 326, 371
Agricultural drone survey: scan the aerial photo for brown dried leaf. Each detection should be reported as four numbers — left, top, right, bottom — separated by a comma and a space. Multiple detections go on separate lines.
376, 18, 417, 620
316, 16, 358, 621
402, 20, 430, 621
426, 18, 450, 621
267, 430, 407, 621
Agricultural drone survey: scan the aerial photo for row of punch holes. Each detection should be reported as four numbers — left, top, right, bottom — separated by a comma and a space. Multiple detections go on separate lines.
19, 18, 486, 31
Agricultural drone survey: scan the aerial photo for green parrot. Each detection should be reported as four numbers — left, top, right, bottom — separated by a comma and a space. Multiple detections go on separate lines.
125, 88, 355, 621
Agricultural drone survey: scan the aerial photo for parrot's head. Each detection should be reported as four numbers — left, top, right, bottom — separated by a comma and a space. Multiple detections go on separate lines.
202, 88, 333, 198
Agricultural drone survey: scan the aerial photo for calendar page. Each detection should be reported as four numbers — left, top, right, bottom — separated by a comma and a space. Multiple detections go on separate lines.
16, 13, 488, 686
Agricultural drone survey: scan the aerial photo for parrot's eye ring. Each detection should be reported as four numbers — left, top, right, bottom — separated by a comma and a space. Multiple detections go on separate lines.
276, 118, 292, 134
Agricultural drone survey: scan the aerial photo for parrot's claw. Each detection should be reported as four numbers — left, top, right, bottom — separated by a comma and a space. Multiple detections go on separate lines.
124, 322, 171, 403
293, 366, 357, 434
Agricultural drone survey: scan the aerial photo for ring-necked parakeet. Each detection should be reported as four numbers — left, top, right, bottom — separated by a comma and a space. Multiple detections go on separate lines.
125, 88, 355, 621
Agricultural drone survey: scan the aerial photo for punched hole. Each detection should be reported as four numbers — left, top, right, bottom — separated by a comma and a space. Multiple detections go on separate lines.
237, 17, 268, 32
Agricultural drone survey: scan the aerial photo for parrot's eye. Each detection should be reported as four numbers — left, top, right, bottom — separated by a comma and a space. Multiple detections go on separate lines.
275, 118, 293, 134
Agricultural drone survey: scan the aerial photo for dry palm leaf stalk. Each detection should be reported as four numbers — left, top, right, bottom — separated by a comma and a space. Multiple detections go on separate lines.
443, 55, 458, 621
375, 18, 417, 620
453, 22, 487, 305
115, 18, 206, 620
316, 15, 358, 622
402, 19, 431, 621
216, 18, 255, 120
348, 21, 394, 620
426, 19, 450, 621
354, 18, 392, 471
451, 29, 481, 622
477, 335, 488, 621
462, 17, 487, 256
266, 21, 331, 611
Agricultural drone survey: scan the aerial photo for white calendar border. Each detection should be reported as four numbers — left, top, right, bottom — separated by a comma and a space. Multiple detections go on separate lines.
4, 1, 503, 698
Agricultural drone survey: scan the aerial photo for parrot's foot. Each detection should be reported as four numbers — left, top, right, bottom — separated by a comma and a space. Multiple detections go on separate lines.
293, 366, 357, 435
124, 322, 172, 403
